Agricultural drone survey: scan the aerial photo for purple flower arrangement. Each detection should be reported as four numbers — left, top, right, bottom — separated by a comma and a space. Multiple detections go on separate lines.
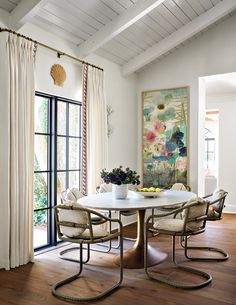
101, 166, 140, 185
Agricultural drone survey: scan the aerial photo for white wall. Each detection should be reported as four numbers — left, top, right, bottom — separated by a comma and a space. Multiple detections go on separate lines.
137, 13, 236, 198
20, 23, 138, 172
20, 23, 82, 101
86, 54, 138, 171
206, 94, 236, 213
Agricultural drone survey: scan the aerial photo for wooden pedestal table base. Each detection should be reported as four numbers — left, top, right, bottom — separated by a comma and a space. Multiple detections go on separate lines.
114, 209, 167, 269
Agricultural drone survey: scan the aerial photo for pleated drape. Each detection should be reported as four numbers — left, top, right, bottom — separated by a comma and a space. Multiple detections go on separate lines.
81, 65, 108, 195
0, 32, 36, 270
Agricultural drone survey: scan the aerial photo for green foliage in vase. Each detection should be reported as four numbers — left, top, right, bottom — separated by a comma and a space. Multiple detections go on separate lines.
101, 166, 140, 185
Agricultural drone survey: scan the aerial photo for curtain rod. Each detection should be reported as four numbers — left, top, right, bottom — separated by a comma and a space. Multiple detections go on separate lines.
0, 27, 104, 71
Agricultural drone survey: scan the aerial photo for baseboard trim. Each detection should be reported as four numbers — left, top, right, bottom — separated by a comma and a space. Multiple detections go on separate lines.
223, 205, 236, 213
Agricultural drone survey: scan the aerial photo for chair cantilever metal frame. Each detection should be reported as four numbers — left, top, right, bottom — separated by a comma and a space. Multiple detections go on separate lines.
52, 204, 124, 303
145, 199, 212, 289
180, 190, 229, 261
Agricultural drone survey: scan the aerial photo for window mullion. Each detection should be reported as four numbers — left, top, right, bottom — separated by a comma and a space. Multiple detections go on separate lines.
66, 102, 69, 188
51, 96, 57, 246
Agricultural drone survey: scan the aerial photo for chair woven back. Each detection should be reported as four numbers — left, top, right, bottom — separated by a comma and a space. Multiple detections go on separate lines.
181, 198, 209, 234
97, 183, 112, 193
60, 188, 84, 203
171, 183, 191, 192
207, 189, 228, 220
60, 190, 67, 203
55, 205, 107, 242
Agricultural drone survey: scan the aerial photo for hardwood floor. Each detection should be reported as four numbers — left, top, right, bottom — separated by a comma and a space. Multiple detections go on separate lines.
0, 213, 235, 305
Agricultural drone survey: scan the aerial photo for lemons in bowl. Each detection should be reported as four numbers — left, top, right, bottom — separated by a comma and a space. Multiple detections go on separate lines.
135, 187, 162, 192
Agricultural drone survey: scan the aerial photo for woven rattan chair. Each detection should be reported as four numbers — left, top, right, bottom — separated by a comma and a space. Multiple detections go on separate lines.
145, 197, 212, 289
52, 203, 123, 303
149, 183, 191, 236
59, 188, 112, 256
181, 189, 229, 261
97, 183, 136, 249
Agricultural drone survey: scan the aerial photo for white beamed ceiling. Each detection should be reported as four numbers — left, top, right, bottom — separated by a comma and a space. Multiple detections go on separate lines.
0, 0, 21, 13
0, 0, 235, 73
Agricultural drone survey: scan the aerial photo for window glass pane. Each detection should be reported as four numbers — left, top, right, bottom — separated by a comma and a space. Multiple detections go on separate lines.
208, 140, 215, 152
69, 104, 80, 137
69, 138, 80, 170
35, 96, 48, 133
69, 171, 80, 189
208, 153, 215, 162
57, 101, 67, 135
57, 172, 67, 203
34, 135, 48, 171
34, 173, 48, 209
33, 210, 48, 248
57, 136, 66, 170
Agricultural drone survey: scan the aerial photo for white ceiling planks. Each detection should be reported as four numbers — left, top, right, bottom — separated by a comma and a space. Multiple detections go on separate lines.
148, 8, 176, 33
198, 0, 214, 11
172, 0, 198, 20
96, 47, 127, 65
101, 37, 140, 62
99, 0, 127, 14
105, 0, 192, 64
31, 15, 84, 45
113, 0, 138, 10
43, 3, 97, 36
122, 0, 236, 75
77, 0, 166, 57
0, 0, 19, 13
0, 0, 233, 74
141, 14, 167, 38
184, 0, 206, 15
49, 0, 105, 31
157, 3, 184, 28
68, 0, 115, 24
38, 8, 90, 40
10, 0, 50, 30
164, 0, 191, 25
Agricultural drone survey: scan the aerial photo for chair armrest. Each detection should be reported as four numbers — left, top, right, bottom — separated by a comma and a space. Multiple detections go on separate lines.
203, 193, 213, 199
55, 205, 123, 236
146, 200, 208, 227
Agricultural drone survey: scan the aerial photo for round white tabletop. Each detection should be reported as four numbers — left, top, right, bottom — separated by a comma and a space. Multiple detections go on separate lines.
78, 189, 196, 269
78, 189, 196, 211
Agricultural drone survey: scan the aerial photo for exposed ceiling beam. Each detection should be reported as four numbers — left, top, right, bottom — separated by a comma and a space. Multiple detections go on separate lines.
10, 0, 49, 30
77, 0, 165, 57
0, 8, 10, 26
122, 0, 236, 76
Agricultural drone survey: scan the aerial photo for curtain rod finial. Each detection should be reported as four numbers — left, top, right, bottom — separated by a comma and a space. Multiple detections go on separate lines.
57, 52, 65, 58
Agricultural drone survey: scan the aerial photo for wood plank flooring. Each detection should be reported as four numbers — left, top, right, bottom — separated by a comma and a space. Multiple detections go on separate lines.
0, 213, 235, 305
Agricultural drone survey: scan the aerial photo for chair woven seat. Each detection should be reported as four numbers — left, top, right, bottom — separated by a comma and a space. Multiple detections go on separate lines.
145, 197, 212, 289
52, 204, 124, 303
181, 189, 229, 261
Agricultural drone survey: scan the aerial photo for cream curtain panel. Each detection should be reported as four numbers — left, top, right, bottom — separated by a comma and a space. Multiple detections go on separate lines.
0, 32, 36, 270
84, 66, 108, 194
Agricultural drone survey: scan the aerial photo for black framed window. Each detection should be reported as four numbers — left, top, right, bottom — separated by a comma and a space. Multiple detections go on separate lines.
204, 127, 216, 171
33, 92, 82, 250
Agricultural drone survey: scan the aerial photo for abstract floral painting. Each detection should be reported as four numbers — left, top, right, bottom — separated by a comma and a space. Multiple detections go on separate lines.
142, 87, 188, 188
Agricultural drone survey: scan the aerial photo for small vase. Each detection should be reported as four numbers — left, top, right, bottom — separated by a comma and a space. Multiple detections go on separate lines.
112, 184, 128, 199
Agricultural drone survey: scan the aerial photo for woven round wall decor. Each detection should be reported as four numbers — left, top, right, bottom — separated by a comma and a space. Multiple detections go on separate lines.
50, 64, 67, 87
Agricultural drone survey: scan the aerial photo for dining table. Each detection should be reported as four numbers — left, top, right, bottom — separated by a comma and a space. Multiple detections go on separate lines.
78, 189, 196, 269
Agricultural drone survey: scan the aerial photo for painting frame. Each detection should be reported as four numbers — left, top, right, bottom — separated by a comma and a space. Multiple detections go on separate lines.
141, 86, 189, 188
